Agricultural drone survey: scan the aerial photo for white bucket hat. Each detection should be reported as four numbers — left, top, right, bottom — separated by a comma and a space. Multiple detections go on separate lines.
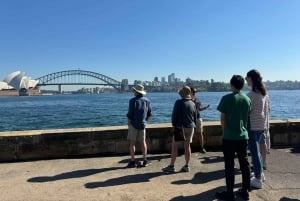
132, 84, 146, 95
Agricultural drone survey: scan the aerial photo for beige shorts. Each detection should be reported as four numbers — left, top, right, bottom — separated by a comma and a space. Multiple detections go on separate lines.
127, 124, 146, 142
195, 118, 203, 134
176, 127, 194, 143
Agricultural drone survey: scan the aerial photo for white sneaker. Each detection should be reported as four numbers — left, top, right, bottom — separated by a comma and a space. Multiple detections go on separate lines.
261, 172, 266, 182
251, 177, 263, 189
250, 172, 266, 182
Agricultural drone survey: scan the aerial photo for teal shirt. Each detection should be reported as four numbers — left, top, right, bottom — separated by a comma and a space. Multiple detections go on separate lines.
217, 92, 251, 140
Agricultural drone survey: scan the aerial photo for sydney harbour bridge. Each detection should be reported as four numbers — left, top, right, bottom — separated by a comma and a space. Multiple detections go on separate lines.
35, 70, 129, 93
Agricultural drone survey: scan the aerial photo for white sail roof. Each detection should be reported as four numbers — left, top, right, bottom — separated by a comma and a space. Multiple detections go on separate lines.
28, 79, 39, 88
3, 71, 23, 83
0, 81, 9, 90
2, 71, 38, 90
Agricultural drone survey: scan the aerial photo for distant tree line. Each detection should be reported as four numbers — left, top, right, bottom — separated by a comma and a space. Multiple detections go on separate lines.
188, 80, 300, 92
264, 80, 300, 90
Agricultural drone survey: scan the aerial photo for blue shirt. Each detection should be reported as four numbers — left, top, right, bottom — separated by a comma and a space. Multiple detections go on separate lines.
127, 95, 152, 129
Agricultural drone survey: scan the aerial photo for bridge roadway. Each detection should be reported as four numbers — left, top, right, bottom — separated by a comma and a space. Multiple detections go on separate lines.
0, 147, 299, 201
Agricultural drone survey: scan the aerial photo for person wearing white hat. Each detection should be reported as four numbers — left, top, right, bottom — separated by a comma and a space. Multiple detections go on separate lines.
126, 84, 152, 168
162, 86, 197, 173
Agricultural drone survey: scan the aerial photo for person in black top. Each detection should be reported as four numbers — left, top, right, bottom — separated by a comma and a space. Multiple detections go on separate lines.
162, 86, 197, 173
190, 87, 210, 153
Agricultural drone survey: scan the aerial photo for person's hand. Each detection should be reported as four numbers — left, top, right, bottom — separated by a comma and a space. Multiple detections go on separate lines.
206, 104, 210, 109
195, 100, 200, 107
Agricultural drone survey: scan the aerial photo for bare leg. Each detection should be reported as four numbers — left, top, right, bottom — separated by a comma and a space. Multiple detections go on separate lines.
199, 131, 206, 153
199, 132, 204, 147
260, 143, 267, 169
266, 131, 271, 153
129, 140, 136, 161
141, 140, 147, 160
170, 139, 178, 166
184, 141, 191, 165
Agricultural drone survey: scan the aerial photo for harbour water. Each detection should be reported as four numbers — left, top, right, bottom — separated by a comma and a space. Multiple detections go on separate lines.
0, 90, 299, 132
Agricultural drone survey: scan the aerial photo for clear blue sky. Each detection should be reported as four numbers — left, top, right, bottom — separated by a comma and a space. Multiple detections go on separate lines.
1, 0, 299, 84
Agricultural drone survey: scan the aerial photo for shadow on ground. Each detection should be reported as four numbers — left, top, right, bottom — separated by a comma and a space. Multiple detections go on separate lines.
170, 183, 250, 201
172, 168, 240, 185
290, 146, 300, 154
172, 169, 224, 185
280, 197, 300, 201
170, 186, 224, 201
84, 171, 164, 189
27, 167, 126, 183
118, 154, 171, 164
199, 155, 224, 164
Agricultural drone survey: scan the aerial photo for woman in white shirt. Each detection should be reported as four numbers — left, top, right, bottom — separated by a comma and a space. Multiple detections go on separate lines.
246, 69, 270, 189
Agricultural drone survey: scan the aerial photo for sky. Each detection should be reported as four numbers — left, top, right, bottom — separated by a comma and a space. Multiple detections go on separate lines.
0, 0, 300, 85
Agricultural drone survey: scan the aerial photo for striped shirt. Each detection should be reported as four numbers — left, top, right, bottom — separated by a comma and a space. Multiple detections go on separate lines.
247, 91, 270, 131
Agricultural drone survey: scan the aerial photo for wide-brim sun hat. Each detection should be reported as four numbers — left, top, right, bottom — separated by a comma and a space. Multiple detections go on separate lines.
132, 84, 146, 95
178, 86, 192, 99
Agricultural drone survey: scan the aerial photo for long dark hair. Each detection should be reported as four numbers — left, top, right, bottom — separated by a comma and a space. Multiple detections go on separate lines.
246, 69, 267, 96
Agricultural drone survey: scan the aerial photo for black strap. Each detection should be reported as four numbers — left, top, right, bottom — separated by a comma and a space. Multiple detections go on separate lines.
178, 99, 183, 127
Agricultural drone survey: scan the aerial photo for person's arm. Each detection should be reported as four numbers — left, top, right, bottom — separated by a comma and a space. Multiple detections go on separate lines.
265, 96, 270, 130
199, 104, 210, 111
220, 113, 226, 132
146, 101, 152, 121
127, 99, 134, 126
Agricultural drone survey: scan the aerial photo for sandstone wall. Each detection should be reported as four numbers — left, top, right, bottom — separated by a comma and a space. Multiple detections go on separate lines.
0, 119, 299, 161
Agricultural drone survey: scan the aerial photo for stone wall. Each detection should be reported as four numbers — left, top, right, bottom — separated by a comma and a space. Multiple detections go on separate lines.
0, 119, 299, 161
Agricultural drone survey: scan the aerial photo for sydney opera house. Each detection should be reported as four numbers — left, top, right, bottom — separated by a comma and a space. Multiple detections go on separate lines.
0, 71, 40, 96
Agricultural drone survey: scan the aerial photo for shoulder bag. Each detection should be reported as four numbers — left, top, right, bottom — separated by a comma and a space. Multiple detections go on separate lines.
173, 100, 186, 141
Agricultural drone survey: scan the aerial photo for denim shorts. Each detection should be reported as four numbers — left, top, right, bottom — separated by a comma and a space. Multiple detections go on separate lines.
258, 131, 267, 144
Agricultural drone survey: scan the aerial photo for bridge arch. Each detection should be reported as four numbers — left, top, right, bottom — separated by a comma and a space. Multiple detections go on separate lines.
35, 70, 122, 90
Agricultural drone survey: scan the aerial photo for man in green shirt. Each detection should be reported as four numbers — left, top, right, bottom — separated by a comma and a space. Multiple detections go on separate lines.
216, 75, 251, 201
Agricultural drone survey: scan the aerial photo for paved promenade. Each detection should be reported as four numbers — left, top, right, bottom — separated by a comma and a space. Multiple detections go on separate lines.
0, 147, 299, 201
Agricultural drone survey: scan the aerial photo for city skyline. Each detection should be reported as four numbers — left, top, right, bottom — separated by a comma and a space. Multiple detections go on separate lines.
1, 0, 300, 83
1, 69, 299, 93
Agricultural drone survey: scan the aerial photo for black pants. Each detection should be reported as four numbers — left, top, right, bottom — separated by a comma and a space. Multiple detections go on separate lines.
222, 139, 250, 192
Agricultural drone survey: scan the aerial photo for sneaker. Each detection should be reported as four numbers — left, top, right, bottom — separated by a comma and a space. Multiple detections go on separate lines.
237, 188, 249, 200
142, 160, 151, 167
251, 177, 263, 189
199, 147, 206, 154
127, 161, 137, 168
215, 191, 236, 201
180, 165, 190, 172
261, 172, 266, 182
250, 172, 266, 182
162, 165, 175, 173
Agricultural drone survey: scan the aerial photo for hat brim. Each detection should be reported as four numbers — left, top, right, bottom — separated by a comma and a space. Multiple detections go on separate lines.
178, 91, 191, 99
182, 95, 192, 99
133, 87, 146, 95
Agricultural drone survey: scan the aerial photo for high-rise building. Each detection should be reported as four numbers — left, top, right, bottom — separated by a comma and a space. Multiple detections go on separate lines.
168, 73, 175, 85
121, 79, 129, 91
161, 77, 166, 86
